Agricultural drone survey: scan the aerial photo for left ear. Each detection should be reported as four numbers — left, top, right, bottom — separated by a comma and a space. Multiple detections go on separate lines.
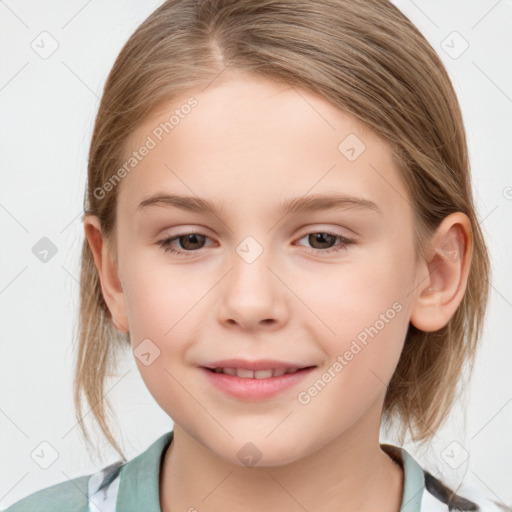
410, 212, 473, 332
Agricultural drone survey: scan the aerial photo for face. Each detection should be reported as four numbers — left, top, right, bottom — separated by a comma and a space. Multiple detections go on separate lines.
110, 72, 425, 466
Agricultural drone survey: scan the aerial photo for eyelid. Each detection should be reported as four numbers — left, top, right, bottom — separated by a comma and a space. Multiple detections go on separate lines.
157, 226, 356, 259
159, 224, 357, 243
293, 229, 355, 254
295, 223, 359, 240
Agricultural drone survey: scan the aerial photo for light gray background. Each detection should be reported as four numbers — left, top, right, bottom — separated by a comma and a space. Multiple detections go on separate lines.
1, 0, 511, 508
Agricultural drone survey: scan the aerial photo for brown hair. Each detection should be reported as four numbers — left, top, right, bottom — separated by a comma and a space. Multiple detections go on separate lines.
76, 0, 490, 461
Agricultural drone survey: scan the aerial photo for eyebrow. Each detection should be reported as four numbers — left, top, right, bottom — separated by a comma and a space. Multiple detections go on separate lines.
136, 192, 382, 217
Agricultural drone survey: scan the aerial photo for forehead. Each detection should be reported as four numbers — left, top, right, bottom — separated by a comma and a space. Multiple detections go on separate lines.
117, 73, 410, 221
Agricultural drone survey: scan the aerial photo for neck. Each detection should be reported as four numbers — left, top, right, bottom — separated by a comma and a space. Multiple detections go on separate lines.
159, 413, 404, 512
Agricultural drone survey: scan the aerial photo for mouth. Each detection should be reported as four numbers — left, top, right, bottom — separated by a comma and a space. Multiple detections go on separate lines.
200, 358, 316, 379
200, 360, 316, 402
199, 360, 316, 400
204, 367, 309, 379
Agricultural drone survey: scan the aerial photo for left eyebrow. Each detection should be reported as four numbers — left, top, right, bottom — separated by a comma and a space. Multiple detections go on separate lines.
277, 193, 382, 217
137, 193, 227, 216
136, 192, 382, 217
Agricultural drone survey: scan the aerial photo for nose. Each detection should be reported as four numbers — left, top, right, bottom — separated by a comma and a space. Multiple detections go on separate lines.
216, 246, 289, 331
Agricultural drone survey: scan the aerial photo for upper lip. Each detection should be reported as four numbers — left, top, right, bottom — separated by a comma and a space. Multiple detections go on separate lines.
201, 359, 314, 371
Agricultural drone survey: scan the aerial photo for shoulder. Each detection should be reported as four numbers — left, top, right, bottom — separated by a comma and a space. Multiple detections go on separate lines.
422, 470, 511, 512
2, 460, 125, 512
1, 431, 174, 512
383, 443, 510, 512
2, 474, 90, 512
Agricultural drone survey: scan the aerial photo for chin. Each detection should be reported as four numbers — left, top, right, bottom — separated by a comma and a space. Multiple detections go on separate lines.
226, 438, 304, 469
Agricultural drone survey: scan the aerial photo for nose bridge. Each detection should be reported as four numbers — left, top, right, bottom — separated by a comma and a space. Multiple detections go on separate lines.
230, 233, 275, 294
217, 232, 287, 328
235, 233, 267, 266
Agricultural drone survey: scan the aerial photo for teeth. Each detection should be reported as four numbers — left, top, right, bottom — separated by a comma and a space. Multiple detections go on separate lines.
237, 368, 255, 378
212, 367, 300, 378
254, 369, 273, 379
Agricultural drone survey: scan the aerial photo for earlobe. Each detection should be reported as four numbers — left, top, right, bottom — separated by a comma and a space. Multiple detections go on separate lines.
410, 212, 472, 333
83, 215, 129, 333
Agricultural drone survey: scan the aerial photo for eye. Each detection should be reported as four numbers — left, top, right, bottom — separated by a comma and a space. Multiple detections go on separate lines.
157, 232, 212, 257
295, 231, 354, 256
157, 230, 355, 258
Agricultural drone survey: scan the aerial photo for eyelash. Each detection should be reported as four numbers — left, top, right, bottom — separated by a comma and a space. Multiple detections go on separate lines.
157, 230, 354, 258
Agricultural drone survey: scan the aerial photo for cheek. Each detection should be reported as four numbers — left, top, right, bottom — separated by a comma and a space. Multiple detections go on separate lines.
291, 238, 415, 392
294, 239, 415, 339
122, 260, 204, 419
120, 249, 219, 387
293, 265, 410, 438
122, 251, 207, 341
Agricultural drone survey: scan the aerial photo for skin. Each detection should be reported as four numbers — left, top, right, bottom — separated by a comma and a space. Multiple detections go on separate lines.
85, 71, 472, 512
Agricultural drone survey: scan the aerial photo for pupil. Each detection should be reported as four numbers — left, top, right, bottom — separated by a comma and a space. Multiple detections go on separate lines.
310, 233, 334, 249
181, 234, 204, 250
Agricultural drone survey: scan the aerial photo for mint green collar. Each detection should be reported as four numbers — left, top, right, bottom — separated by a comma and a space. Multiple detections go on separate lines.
116, 430, 174, 511
116, 432, 425, 512
381, 443, 426, 512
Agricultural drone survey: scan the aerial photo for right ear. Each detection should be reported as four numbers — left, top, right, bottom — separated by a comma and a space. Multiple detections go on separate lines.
83, 215, 129, 333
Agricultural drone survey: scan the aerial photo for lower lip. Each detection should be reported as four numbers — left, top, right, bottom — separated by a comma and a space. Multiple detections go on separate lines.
200, 367, 315, 401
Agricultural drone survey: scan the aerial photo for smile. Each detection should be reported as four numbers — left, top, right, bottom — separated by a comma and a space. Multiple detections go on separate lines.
209, 367, 300, 378
200, 365, 316, 401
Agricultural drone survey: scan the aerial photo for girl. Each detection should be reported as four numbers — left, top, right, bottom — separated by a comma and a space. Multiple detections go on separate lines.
4, 0, 505, 511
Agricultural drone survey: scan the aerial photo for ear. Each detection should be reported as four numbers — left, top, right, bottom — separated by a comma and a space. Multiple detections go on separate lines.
83, 215, 129, 333
410, 212, 472, 332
